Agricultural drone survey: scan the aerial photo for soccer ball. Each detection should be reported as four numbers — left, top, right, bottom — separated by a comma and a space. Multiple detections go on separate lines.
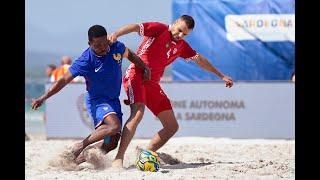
136, 149, 161, 172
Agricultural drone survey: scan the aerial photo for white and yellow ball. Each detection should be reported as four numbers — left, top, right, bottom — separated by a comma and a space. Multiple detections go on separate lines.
136, 149, 161, 172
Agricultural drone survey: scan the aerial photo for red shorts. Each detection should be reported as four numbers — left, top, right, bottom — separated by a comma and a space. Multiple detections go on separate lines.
123, 68, 172, 116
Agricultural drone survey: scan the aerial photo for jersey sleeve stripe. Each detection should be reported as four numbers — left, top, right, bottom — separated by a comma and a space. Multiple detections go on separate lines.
139, 23, 144, 36
185, 53, 199, 62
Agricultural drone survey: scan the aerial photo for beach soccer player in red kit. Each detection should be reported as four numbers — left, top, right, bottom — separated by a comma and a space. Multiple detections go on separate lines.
108, 15, 234, 168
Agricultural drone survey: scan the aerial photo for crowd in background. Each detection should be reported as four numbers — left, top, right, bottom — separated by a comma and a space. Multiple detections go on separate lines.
26, 55, 85, 141
45, 56, 85, 83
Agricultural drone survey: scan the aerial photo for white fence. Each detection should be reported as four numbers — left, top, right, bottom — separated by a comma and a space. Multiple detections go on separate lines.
45, 82, 295, 139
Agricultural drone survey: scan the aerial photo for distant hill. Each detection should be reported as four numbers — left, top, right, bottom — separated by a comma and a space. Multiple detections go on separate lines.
25, 50, 132, 80
25, 50, 172, 81
25, 50, 74, 97
26, 51, 63, 68
25, 51, 76, 79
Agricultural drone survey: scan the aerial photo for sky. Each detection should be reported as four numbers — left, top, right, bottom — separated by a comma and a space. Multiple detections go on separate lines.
26, 0, 172, 56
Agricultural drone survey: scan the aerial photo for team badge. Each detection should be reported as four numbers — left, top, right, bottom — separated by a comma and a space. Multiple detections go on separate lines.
173, 48, 177, 54
165, 43, 169, 48
113, 53, 122, 63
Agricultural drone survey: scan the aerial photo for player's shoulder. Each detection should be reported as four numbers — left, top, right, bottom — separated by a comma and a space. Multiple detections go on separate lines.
144, 21, 167, 27
110, 40, 125, 47
144, 22, 168, 31
79, 47, 91, 59
73, 48, 91, 64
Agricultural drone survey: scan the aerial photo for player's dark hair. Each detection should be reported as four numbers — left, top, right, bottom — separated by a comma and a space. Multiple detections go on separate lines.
180, 15, 195, 29
48, 64, 56, 69
88, 25, 108, 41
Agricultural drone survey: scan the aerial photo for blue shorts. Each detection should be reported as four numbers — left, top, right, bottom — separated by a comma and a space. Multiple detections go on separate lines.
85, 93, 123, 129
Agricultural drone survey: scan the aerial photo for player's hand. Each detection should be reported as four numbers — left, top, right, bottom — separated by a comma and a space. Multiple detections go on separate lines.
143, 67, 151, 81
31, 97, 45, 110
108, 32, 118, 44
222, 75, 233, 88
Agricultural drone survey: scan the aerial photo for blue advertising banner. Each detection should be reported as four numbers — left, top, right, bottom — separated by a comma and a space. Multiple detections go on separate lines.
172, 0, 295, 81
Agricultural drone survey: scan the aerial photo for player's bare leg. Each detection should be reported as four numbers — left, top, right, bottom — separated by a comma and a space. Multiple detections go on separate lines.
75, 133, 121, 164
147, 110, 179, 152
71, 114, 121, 160
112, 103, 145, 168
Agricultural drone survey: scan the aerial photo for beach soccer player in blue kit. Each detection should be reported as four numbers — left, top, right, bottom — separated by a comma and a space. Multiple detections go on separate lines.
31, 25, 151, 165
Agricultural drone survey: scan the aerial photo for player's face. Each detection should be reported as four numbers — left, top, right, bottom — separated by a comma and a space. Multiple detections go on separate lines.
45, 67, 54, 77
89, 35, 109, 56
170, 20, 192, 42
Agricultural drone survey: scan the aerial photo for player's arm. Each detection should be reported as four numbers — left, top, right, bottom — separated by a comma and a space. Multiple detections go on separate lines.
31, 71, 75, 110
193, 54, 233, 88
123, 47, 151, 81
109, 22, 166, 43
108, 24, 140, 43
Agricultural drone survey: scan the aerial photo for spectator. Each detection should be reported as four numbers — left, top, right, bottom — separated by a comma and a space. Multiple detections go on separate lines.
51, 56, 72, 82
51, 56, 85, 83
45, 64, 57, 82
61, 55, 72, 65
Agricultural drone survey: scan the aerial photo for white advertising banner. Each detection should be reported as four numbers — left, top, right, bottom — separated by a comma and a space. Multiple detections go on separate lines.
45, 82, 294, 139
225, 14, 295, 42
45, 84, 94, 138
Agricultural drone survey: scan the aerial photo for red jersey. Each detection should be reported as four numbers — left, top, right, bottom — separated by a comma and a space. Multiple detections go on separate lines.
128, 22, 198, 83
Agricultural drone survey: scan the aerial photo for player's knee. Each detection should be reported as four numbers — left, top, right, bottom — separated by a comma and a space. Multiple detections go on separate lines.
128, 103, 145, 124
131, 103, 145, 114
165, 123, 179, 135
135, 103, 145, 110
171, 123, 179, 134
110, 123, 121, 135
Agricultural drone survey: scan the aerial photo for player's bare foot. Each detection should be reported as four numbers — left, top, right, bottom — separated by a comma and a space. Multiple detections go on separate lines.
74, 145, 94, 165
71, 142, 84, 158
111, 158, 124, 169
75, 152, 86, 165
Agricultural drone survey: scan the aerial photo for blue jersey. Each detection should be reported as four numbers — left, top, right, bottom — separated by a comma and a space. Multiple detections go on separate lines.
69, 41, 126, 100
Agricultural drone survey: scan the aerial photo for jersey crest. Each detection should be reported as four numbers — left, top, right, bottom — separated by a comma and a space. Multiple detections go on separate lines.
113, 53, 122, 63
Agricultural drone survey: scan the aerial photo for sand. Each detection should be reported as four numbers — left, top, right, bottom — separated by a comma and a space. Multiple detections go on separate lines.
25, 134, 294, 180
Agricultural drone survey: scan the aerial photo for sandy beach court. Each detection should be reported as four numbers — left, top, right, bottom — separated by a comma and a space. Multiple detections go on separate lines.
25, 135, 294, 179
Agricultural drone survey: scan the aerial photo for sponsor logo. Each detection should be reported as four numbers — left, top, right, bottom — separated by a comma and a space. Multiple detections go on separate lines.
225, 14, 295, 42
113, 53, 122, 63
166, 48, 177, 59
76, 93, 94, 130
94, 64, 103, 72
173, 48, 177, 54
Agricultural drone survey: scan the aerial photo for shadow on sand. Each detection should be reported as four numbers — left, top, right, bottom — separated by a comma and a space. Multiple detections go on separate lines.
125, 151, 214, 171
161, 162, 212, 170
125, 150, 247, 171
126, 162, 212, 171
